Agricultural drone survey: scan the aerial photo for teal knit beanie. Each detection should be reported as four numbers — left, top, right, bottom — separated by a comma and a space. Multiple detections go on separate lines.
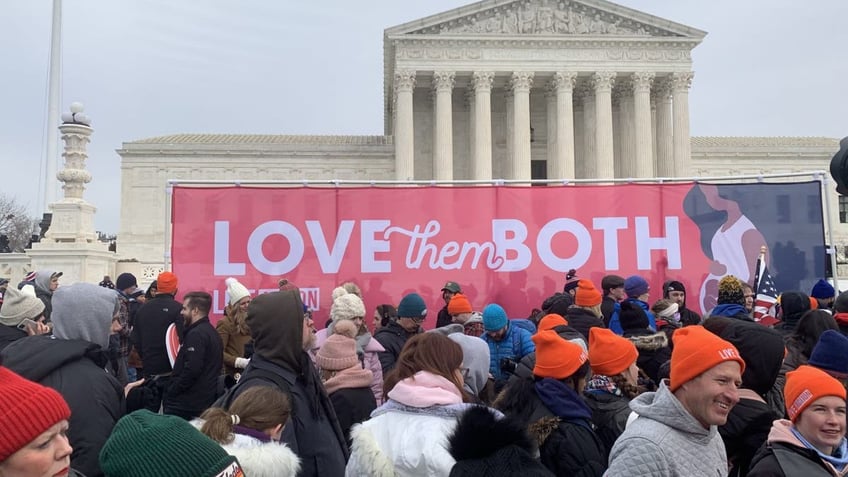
100, 410, 242, 477
482, 304, 508, 331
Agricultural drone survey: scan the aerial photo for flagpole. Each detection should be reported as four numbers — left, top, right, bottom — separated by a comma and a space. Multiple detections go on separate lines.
43, 0, 62, 212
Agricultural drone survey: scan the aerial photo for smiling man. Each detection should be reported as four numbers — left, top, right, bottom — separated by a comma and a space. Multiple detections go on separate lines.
607, 325, 745, 476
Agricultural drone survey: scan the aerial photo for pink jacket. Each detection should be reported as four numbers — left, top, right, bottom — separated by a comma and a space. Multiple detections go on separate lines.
314, 328, 385, 403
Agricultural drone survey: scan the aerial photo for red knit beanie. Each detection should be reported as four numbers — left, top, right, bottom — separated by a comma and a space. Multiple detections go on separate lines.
589, 327, 639, 377
0, 367, 71, 461
538, 313, 569, 331
532, 330, 588, 379
447, 293, 473, 315
574, 279, 602, 307
670, 325, 746, 392
785, 365, 847, 422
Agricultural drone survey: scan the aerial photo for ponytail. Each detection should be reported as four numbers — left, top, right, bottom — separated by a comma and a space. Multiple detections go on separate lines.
199, 407, 238, 444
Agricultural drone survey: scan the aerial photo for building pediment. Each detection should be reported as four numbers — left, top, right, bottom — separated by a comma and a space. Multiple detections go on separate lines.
386, 0, 706, 39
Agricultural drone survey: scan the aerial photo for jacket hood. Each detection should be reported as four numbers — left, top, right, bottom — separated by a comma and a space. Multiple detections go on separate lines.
190, 420, 302, 477
33, 270, 57, 295
716, 318, 784, 395
628, 331, 668, 351
51, 282, 118, 350
629, 380, 717, 441
247, 290, 304, 372
0, 335, 107, 381
766, 419, 805, 447
448, 333, 490, 397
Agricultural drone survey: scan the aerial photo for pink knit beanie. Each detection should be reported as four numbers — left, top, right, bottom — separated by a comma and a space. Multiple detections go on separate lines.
317, 321, 360, 371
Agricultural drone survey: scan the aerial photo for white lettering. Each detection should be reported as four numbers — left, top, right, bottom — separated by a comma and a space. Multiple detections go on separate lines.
306, 220, 354, 274
361, 220, 391, 273
536, 218, 592, 272
635, 216, 681, 270
593, 217, 628, 270
213, 221, 246, 276
247, 221, 304, 275
492, 219, 531, 272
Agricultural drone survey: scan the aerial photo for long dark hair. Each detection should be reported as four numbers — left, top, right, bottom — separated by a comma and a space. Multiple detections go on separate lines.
376, 304, 397, 327
383, 333, 469, 402
789, 309, 838, 358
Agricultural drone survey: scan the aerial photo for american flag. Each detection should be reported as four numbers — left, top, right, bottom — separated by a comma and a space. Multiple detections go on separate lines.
753, 256, 779, 325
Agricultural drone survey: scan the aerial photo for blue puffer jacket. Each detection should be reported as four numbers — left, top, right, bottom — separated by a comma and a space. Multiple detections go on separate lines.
482, 321, 535, 382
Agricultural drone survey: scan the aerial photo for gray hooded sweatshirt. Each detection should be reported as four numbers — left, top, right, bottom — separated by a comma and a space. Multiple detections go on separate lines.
606, 380, 728, 476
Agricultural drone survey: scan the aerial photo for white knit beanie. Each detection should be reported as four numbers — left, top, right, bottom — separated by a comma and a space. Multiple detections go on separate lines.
225, 277, 250, 306
0, 286, 45, 326
330, 292, 366, 323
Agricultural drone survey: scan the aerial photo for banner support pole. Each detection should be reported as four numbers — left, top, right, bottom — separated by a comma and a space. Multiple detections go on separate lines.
164, 181, 173, 271
820, 173, 840, 289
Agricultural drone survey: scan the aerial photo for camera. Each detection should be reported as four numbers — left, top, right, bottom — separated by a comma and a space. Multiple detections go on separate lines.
499, 357, 518, 375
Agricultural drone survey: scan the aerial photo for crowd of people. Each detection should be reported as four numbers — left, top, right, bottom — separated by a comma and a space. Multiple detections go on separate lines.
1, 268, 847, 476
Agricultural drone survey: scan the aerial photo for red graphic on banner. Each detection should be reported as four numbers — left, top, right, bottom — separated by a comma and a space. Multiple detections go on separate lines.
171, 185, 713, 328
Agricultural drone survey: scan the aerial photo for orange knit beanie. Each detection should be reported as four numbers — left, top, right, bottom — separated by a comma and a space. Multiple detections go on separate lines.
785, 365, 847, 422
532, 330, 588, 380
574, 279, 602, 307
589, 327, 639, 376
670, 325, 746, 392
447, 293, 473, 315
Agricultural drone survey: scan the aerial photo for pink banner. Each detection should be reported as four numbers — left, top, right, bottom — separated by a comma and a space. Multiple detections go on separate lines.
172, 184, 714, 327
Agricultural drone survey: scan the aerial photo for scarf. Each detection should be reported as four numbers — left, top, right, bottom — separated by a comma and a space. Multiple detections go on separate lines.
585, 374, 623, 397
386, 371, 463, 408
322, 366, 373, 395
791, 427, 848, 471
534, 378, 593, 423
710, 303, 748, 318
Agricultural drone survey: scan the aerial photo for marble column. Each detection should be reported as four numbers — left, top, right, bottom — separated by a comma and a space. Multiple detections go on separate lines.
510, 72, 534, 181
655, 78, 674, 177
573, 95, 585, 179
650, 91, 658, 175
618, 80, 635, 177
592, 71, 616, 179
432, 71, 455, 181
394, 70, 416, 181
471, 72, 494, 180
672, 72, 694, 176
550, 72, 577, 180
612, 90, 622, 178
546, 86, 557, 175
632, 72, 655, 178
505, 88, 514, 179
580, 86, 596, 179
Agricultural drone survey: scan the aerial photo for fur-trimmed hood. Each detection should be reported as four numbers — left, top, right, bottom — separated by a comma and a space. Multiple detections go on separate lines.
449, 406, 553, 476
627, 331, 668, 351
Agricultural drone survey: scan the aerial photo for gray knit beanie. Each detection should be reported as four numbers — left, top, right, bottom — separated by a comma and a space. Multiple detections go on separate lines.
330, 292, 366, 323
0, 286, 45, 326
52, 282, 118, 349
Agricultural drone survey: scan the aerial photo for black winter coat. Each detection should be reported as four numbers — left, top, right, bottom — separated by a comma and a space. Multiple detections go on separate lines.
749, 441, 839, 477
495, 378, 606, 476
624, 329, 671, 383
583, 390, 630, 460
720, 395, 779, 477
0, 323, 26, 352
329, 386, 377, 448
163, 317, 223, 418
373, 321, 416, 374
2, 336, 125, 477
131, 294, 184, 376
679, 307, 702, 326
564, 307, 605, 341
230, 354, 348, 477
436, 305, 453, 329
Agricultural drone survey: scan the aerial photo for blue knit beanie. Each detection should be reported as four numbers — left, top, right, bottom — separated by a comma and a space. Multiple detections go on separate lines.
624, 275, 650, 298
809, 330, 848, 376
811, 279, 836, 300
397, 293, 427, 319
482, 304, 508, 331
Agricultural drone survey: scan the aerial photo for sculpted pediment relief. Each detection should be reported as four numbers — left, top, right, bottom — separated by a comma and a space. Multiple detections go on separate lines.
406, 0, 684, 38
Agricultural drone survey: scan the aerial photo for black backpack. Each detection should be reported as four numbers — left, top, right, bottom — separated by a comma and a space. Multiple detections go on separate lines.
213, 367, 290, 409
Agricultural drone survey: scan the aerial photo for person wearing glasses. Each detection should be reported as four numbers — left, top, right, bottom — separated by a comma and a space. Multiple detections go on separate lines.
374, 293, 427, 375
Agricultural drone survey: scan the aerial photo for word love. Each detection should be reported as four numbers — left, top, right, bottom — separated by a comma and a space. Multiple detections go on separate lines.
213, 216, 681, 276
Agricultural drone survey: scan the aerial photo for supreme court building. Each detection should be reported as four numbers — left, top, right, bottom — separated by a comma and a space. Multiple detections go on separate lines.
117, 0, 841, 281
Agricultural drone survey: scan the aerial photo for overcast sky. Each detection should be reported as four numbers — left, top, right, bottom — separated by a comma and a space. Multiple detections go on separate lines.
2, 0, 846, 234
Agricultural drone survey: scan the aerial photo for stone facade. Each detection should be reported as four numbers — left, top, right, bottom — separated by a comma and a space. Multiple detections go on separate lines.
115, 0, 843, 278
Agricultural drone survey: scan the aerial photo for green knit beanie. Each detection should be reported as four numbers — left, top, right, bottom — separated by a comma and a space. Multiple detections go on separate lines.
100, 410, 243, 477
